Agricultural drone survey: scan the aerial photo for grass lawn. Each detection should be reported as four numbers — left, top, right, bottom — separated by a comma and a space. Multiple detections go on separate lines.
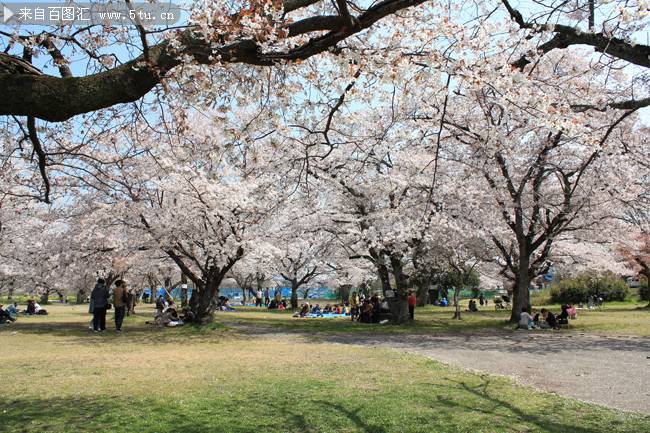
1, 304, 649, 433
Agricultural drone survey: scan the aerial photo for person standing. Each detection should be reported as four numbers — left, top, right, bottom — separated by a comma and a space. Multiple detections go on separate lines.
91, 278, 109, 332
407, 290, 417, 320
263, 287, 270, 307
255, 289, 263, 307
113, 280, 128, 332
350, 291, 360, 321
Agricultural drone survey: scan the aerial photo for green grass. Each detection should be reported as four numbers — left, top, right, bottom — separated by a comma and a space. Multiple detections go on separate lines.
1, 304, 649, 433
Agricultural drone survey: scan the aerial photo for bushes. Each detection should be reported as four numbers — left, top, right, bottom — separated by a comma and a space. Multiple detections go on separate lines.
550, 272, 630, 304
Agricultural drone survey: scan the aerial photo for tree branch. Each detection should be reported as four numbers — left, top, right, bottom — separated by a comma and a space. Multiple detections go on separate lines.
0, 0, 427, 121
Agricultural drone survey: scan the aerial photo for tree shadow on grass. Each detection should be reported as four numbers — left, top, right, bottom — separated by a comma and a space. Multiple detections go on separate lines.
0, 318, 231, 347
434, 377, 647, 433
2, 381, 648, 433
312, 401, 387, 433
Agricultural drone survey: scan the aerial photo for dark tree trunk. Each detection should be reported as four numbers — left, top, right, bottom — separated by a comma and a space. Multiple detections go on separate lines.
415, 279, 430, 307
189, 277, 222, 324
290, 281, 299, 310
76, 288, 86, 304
164, 276, 172, 297
180, 273, 189, 307
510, 254, 532, 322
640, 268, 650, 308
339, 284, 351, 302
390, 254, 410, 323
147, 275, 157, 303
8, 286, 14, 300
377, 263, 391, 297
40, 290, 50, 304
256, 272, 265, 291
452, 287, 461, 320
303, 288, 310, 300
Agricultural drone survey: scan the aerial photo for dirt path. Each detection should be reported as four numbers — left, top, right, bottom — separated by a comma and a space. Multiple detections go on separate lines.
318, 331, 650, 414
232, 323, 650, 413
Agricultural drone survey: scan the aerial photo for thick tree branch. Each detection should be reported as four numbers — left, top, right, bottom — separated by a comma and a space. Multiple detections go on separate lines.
26, 116, 51, 203
0, 0, 427, 122
502, 0, 650, 69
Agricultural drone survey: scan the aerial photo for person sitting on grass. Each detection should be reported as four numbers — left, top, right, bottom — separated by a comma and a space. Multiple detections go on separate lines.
0, 304, 17, 324
540, 308, 558, 329
531, 308, 540, 325
155, 295, 166, 313
220, 299, 236, 312
518, 307, 533, 330
25, 300, 37, 315
467, 299, 478, 312
279, 302, 285, 311
299, 303, 310, 317
359, 300, 373, 323
334, 304, 342, 314
180, 307, 196, 324
6, 302, 18, 318
33, 301, 47, 315
567, 304, 577, 320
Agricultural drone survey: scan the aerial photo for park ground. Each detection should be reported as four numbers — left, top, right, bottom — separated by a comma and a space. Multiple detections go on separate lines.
1, 300, 649, 433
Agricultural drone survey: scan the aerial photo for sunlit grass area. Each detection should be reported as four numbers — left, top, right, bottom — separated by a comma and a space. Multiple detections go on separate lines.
218, 299, 650, 337
1, 304, 649, 433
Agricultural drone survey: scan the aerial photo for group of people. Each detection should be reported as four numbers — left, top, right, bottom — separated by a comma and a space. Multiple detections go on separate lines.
267, 298, 288, 310
252, 287, 274, 307
89, 278, 128, 332
294, 290, 418, 323
0, 300, 48, 325
297, 303, 349, 317
149, 297, 195, 326
518, 304, 577, 330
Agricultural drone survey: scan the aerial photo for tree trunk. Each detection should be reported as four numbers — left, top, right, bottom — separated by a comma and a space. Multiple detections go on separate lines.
638, 267, 650, 308
189, 277, 222, 324
390, 254, 410, 323
303, 288, 310, 299
8, 286, 14, 300
256, 272, 265, 291
76, 288, 86, 304
290, 282, 299, 310
377, 263, 391, 297
147, 274, 157, 303
339, 284, 351, 302
415, 279, 429, 307
180, 273, 189, 307
510, 255, 532, 322
40, 289, 50, 304
452, 287, 461, 320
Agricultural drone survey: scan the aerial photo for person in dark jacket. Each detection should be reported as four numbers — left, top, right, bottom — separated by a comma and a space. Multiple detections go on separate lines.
541, 308, 558, 330
91, 278, 109, 332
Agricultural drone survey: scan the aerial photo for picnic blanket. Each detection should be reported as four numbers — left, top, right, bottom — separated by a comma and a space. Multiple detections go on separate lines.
305, 313, 347, 319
